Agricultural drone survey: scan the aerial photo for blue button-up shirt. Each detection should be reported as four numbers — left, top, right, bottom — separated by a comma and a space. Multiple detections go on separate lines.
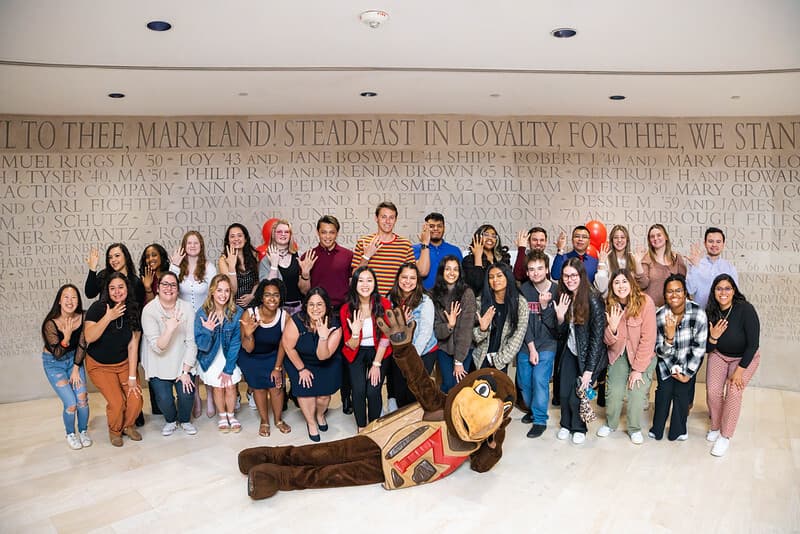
413, 240, 464, 290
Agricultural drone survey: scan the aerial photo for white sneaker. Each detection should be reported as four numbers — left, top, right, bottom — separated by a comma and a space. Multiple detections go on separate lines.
572, 432, 586, 444
676, 433, 688, 441
706, 429, 721, 442
162, 421, 178, 436
79, 431, 93, 448
648, 431, 657, 439
235, 395, 241, 412
629, 431, 644, 445
66, 433, 82, 450
180, 422, 198, 435
711, 436, 730, 457
557, 428, 570, 440
596, 425, 613, 437
248, 392, 257, 410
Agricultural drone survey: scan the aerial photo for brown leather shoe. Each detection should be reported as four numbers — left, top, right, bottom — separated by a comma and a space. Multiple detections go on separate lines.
109, 432, 123, 447
123, 426, 142, 441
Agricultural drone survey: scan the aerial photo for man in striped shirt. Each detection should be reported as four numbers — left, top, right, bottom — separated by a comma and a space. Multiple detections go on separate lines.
351, 201, 415, 296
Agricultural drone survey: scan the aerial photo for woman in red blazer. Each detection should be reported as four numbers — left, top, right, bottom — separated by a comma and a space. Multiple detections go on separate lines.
339, 267, 392, 431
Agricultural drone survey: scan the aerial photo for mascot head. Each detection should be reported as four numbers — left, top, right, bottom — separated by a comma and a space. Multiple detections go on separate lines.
444, 367, 515, 442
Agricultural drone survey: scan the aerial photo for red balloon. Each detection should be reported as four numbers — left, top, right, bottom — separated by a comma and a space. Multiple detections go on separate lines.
586, 220, 607, 249
586, 243, 599, 259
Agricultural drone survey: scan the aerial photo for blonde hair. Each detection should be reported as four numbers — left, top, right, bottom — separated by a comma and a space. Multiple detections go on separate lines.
271, 219, 298, 254
201, 274, 237, 320
647, 224, 678, 265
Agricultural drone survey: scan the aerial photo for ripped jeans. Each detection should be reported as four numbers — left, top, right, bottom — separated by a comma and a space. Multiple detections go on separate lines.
42, 351, 89, 435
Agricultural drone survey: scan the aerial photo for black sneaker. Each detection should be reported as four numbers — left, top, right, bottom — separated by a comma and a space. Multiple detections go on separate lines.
527, 424, 546, 438
521, 412, 533, 424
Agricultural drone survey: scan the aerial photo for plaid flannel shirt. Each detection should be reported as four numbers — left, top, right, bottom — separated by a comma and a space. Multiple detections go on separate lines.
655, 300, 708, 380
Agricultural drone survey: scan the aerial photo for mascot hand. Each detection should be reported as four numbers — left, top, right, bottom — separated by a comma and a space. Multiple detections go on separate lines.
376, 308, 416, 347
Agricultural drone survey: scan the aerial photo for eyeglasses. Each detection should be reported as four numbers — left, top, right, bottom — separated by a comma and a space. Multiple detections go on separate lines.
481, 232, 497, 238
563, 273, 580, 280
715, 286, 734, 293
159, 282, 178, 289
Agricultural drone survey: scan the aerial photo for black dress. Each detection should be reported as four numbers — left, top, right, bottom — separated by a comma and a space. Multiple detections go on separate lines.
284, 314, 342, 397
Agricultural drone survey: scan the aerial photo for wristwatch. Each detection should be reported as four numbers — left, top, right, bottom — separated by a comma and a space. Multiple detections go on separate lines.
420, 244, 430, 249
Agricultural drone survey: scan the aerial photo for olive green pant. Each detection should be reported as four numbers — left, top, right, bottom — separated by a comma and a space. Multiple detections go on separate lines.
604, 353, 656, 434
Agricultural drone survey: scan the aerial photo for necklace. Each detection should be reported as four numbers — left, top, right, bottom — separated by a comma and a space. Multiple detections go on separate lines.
721, 303, 734, 322
114, 317, 124, 330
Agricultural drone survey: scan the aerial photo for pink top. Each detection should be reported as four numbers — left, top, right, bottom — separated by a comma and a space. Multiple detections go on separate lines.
638, 254, 686, 307
603, 294, 657, 373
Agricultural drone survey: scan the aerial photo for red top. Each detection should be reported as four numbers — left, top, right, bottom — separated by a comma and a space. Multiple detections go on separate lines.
340, 297, 393, 363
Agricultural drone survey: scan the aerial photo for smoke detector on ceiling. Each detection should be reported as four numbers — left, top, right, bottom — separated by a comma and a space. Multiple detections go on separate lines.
360, 10, 389, 29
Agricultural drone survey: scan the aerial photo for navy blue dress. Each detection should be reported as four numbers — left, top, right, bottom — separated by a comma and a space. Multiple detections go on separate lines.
237, 309, 284, 389
285, 314, 342, 397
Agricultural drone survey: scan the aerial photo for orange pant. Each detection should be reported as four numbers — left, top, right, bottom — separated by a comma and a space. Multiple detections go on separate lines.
85, 356, 143, 436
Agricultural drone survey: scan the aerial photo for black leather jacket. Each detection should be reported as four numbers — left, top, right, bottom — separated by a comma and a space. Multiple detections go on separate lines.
557, 292, 607, 382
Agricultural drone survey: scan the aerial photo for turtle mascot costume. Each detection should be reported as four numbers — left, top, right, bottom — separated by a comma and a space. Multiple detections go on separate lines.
239, 308, 516, 500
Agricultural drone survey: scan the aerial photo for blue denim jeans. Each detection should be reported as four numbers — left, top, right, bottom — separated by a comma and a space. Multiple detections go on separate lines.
149, 377, 194, 424
437, 348, 473, 393
42, 351, 89, 435
516, 349, 556, 425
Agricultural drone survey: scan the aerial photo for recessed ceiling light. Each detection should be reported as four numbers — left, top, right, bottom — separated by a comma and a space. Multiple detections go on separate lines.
730, 95, 741, 100
360, 10, 389, 29
360, 91, 378, 97
609, 95, 626, 100
551, 28, 577, 38
489, 93, 501, 98
108, 93, 125, 99
146, 21, 172, 32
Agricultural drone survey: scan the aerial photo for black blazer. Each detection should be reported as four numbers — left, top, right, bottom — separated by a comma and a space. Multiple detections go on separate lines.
556, 291, 607, 382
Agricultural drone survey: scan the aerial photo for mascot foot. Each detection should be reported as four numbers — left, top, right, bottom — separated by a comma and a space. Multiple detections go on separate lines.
238, 447, 270, 474
248, 467, 279, 500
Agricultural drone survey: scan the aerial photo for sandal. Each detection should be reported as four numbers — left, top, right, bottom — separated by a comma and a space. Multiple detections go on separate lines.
275, 420, 292, 434
259, 423, 270, 437
218, 414, 230, 433
229, 416, 242, 433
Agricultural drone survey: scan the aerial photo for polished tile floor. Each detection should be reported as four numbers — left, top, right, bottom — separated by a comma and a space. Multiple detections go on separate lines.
1, 384, 798, 533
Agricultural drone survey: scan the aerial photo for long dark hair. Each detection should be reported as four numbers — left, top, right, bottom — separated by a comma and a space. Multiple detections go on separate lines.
298, 286, 334, 329
345, 267, 385, 319
706, 274, 747, 322
557, 257, 590, 325
223, 223, 258, 274
100, 272, 141, 330
138, 243, 170, 276
104, 243, 137, 278
470, 224, 510, 264
41, 284, 84, 345
388, 262, 425, 311
431, 255, 467, 310
480, 262, 519, 340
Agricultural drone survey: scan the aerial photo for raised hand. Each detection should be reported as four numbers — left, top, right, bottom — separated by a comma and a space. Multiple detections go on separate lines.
225, 245, 237, 271
709, 318, 728, 340
606, 303, 624, 333
687, 242, 703, 266
375, 307, 415, 346
599, 242, 611, 264
316, 316, 333, 340
444, 300, 462, 329
239, 311, 258, 337
201, 311, 220, 332
664, 311, 678, 340
419, 223, 431, 246
267, 244, 281, 267
634, 243, 648, 263
402, 305, 413, 325
62, 315, 78, 338
477, 306, 496, 331
365, 235, 382, 259
170, 246, 185, 267
539, 290, 552, 309
515, 229, 529, 248
300, 249, 317, 277
554, 293, 571, 323
556, 231, 567, 252
86, 248, 99, 271
470, 234, 485, 259
142, 266, 155, 288
105, 301, 126, 321
163, 309, 183, 331
347, 309, 365, 335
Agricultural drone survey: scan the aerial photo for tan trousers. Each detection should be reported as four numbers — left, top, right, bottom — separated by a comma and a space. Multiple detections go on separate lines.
86, 356, 143, 436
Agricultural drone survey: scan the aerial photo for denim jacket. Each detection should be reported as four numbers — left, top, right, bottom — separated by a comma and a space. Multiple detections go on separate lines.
410, 294, 438, 356
194, 307, 243, 375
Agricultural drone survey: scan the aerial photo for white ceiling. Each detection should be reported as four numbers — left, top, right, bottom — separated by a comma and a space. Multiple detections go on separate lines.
1, 0, 799, 117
